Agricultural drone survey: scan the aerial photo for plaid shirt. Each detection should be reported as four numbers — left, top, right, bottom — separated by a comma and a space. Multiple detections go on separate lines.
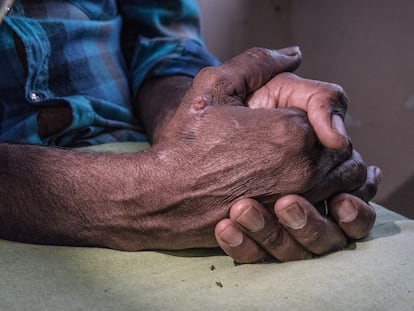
0, 0, 219, 146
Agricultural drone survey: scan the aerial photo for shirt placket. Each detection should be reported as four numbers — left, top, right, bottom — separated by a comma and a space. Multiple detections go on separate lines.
5, 1, 51, 106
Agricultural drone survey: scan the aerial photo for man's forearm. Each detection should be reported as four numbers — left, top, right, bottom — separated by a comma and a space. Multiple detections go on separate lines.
0, 75, 195, 248
134, 75, 193, 143
0, 143, 174, 250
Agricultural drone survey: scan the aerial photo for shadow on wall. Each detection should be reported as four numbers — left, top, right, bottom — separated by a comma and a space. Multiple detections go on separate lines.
197, 0, 292, 62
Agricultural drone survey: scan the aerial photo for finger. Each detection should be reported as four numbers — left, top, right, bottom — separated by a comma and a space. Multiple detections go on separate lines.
309, 107, 349, 151
304, 150, 367, 204
275, 195, 348, 255
328, 193, 376, 239
215, 218, 269, 264
351, 166, 382, 202
229, 198, 313, 262
189, 47, 302, 106
248, 73, 349, 150
289, 74, 350, 150
221, 47, 303, 98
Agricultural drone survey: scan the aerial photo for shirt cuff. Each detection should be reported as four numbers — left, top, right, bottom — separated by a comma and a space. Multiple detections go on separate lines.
129, 37, 220, 98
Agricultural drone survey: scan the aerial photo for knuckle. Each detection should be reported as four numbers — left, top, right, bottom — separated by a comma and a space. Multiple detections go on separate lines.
327, 144, 353, 168
325, 83, 349, 113
350, 158, 367, 177
194, 66, 221, 86
361, 181, 378, 201
272, 111, 318, 191
326, 82, 345, 96
312, 82, 348, 116
284, 110, 315, 144
193, 66, 233, 101
299, 222, 346, 255
300, 228, 324, 250
244, 47, 272, 61
223, 47, 272, 72
336, 160, 367, 191
350, 160, 368, 185
282, 112, 325, 192
225, 47, 272, 69
269, 109, 306, 140
260, 226, 285, 249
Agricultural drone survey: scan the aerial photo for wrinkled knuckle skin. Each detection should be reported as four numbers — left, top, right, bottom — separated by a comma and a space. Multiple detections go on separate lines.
300, 229, 323, 251
279, 110, 312, 139
275, 110, 319, 192
283, 109, 315, 145
192, 66, 233, 102
337, 159, 367, 192
289, 111, 319, 162
194, 66, 221, 87
244, 47, 272, 62
326, 83, 349, 114
350, 160, 368, 188
328, 147, 353, 169
260, 226, 285, 249
362, 181, 378, 202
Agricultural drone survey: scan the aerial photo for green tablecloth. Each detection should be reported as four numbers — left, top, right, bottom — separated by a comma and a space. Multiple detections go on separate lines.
1, 143, 413, 310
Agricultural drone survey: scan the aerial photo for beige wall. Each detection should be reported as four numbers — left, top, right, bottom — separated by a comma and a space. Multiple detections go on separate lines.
198, 0, 414, 218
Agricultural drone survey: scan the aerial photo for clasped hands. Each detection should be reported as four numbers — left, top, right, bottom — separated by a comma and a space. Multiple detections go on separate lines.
154, 47, 381, 263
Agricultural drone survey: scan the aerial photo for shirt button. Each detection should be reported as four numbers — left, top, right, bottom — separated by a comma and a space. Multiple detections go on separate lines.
30, 92, 42, 102
4, 5, 12, 15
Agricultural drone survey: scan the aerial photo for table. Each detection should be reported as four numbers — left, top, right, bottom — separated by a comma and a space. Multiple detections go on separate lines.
1, 203, 413, 311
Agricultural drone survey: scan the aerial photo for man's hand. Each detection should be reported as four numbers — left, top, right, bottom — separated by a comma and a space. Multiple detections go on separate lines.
136, 46, 303, 143
139, 47, 380, 257
209, 67, 382, 263
215, 158, 381, 263
175, 48, 348, 151
246, 72, 350, 150
149, 103, 351, 250
146, 51, 362, 250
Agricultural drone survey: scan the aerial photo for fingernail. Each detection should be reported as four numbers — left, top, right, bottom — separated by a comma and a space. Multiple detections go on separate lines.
336, 199, 357, 222
280, 46, 300, 57
219, 225, 243, 247
331, 115, 349, 150
278, 203, 306, 229
374, 167, 383, 183
236, 207, 265, 232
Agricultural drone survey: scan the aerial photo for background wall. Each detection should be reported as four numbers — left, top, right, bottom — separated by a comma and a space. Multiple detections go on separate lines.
197, 0, 414, 218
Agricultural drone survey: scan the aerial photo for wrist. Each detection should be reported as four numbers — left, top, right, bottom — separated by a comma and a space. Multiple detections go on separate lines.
134, 75, 192, 143
89, 147, 175, 251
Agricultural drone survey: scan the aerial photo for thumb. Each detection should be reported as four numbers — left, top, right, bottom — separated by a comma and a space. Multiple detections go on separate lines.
308, 109, 349, 151
220, 46, 303, 99
187, 47, 302, 107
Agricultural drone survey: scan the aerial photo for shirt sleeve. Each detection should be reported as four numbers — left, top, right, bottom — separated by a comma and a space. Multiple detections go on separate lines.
118, 0, 220, 98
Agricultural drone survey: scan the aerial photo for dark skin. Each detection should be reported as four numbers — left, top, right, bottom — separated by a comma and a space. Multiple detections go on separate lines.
138, 47, 379, 261
0, 47, 379, 262
212, 70, 380, 262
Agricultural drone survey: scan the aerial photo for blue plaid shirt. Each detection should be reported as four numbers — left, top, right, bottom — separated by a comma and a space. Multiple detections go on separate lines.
0, 0, 219, 146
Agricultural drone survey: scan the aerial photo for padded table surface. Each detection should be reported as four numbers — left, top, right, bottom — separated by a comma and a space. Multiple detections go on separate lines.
1, 203, 413, 311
